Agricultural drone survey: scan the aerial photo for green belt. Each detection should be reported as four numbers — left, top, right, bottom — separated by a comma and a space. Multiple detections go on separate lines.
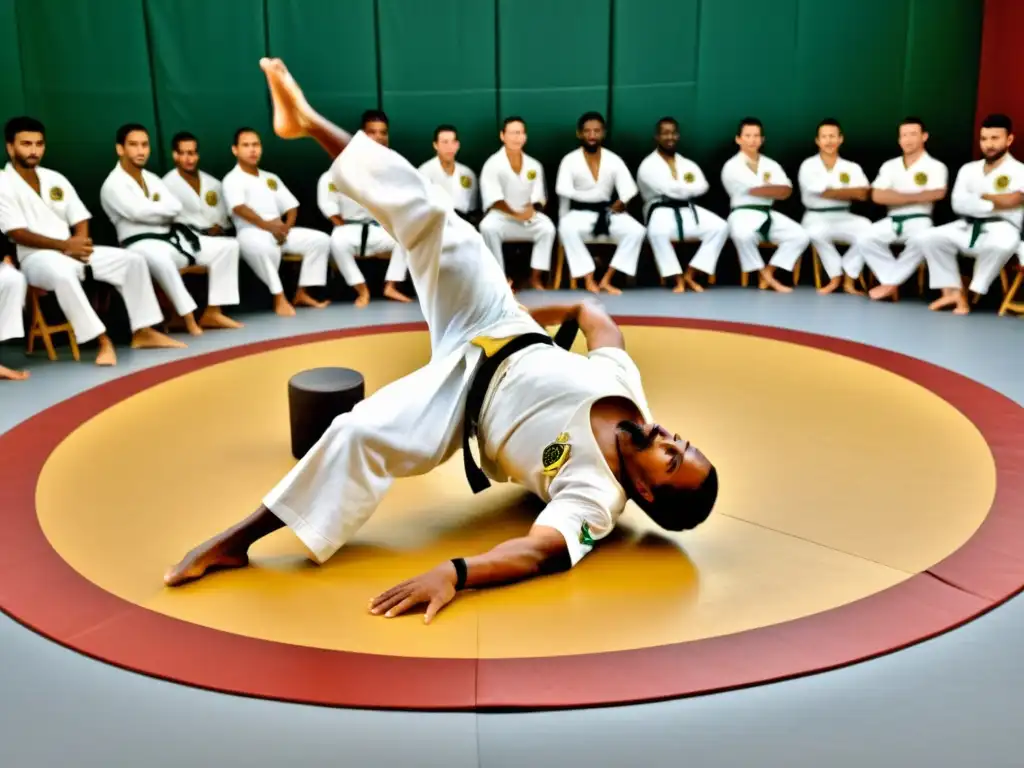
806, 206, 850, 212
647, 197, 699, 240
890, 213, 930, 237
121, 223, 200, 265
964, 216, 1011, 248
732, 204, 773, 241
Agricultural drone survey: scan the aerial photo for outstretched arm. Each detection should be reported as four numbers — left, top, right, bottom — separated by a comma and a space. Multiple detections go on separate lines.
368, 526, 570, 623
528, 300, 624, 351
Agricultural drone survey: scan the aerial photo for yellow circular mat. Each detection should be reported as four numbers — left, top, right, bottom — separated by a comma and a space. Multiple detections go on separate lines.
35, 326, 996, 659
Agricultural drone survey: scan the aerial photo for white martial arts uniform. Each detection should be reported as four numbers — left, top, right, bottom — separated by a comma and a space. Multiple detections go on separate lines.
796, 154, 873, 280
261, 131, 652, 566
1, 164, 163, 342
721, 152, 810, 274
555, 148, 646, 279
478, 148, 556, 272
918, 155, 1024, 295
636, 150, 728, 277
100, 165, 240, 315
848, 152, 948, 285
316, 170, 406, 287
221, 164, 331, 294
161, 169, 232, 233
0, 259, 27, 343
418, 157, 479, 215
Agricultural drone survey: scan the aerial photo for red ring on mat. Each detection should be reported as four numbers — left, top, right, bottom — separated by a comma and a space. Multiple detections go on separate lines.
1, 318, 1022, 711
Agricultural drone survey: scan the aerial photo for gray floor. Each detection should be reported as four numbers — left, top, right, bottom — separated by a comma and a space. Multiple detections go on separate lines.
1, 287, 1022, 768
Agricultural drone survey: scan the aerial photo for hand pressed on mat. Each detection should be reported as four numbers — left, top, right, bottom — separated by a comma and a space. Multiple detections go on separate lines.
369, 561, 458, 624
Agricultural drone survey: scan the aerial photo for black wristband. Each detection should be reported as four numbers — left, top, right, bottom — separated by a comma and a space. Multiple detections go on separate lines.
451, 557, 468, 590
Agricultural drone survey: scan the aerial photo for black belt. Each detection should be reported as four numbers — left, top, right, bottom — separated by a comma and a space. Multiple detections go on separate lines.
462, 320, 580, 493
569, 199, 613, 237
646, 197, 698, 240
121, 223, 201, 266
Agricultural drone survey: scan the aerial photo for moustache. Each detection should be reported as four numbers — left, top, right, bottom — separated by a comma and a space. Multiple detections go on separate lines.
618, 420, 657, 449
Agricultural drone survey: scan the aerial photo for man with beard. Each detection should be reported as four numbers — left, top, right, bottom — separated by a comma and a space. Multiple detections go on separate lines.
478, 116, 556, 290
555, 112, 646, 294
636, 117, 729, 292
915, 114, 1023, 315
418, 124, 480, 224
100, 123, 242, 336
2, 116, 181, 365
222, 127, 332, 312
317, 110, 412, 308
164, 59, 719, 625
796, 118, 873, 295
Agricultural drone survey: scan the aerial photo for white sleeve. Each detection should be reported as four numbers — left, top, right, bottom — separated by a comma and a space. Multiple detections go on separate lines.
951, 167, 994, 218
770, 160, 792, 187
62, 179, 92, 226
720, 159, 750, 198
685, 163, 710, 198
798, 159, 825, 194
587, 346, 647, 410
209, 179, 231, 227
316, 172, 340, 219
932, 161, 949, 189
850, 162, 870, 187
613, 156, 639, 204
275, 178, 300, 213
0, 183, 27, 233
465, 169, 480, 212
532, 164, 547, 206
555, 155, 575, 199
479, 157, 503, 211
532, 493, 614, 567
100, 177, 177, 224
152, 178, 183, 217
221, 172, 247, 212
872, 161, 894, 190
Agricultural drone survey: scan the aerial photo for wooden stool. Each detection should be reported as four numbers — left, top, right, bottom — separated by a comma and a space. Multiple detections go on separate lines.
998, 263, 1023, 317
26, 287, 79, 362
287, 367, 365, 459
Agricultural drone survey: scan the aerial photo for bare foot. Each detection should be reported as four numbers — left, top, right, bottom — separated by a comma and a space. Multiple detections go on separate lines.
183, 313, 204, 336
671, 276, 686, 293
599, 281, 622, 295
383, 283, 412, 303
131, 328, 187, 349
529, 274, 546, 290
259, 58, 315, 140
869, 284, 897, 301
273, 294, 297, 316
842, 276, 865, 296
164, 540, 250, 587
199, 308, 244, 329
95, 335, 117, 366
684, 272, 704, 292
929, 294, 959, 311
294, 287, 330, 309
0, 364, 30, 381
759, 270, 793, 293
817, 277, 841, 295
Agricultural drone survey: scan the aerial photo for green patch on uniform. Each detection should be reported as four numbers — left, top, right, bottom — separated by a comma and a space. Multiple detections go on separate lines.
579, 522, 594, 546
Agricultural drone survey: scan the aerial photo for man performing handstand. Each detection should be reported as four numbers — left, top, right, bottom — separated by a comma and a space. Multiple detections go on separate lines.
165, 59, 719, 623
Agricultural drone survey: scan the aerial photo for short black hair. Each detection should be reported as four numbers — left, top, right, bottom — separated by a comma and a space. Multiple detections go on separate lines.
4, 116, 45, 144
736, 117, 763, 137
655, 116, 679, 133
577, 111, 606, 132
501, 115, 526, 132
171, 131, 198, 152
361, 109, 388, 128
116, 123, 149, 145
233, 126, 259, 145
817, 117, 842, 135
433, 123, 458, 142
900, 116, 927, 132
982, 113, 1014, 134
639, 465, 720, 532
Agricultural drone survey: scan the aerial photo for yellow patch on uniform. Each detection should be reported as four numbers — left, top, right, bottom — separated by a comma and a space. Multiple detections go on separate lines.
839, 172, 850, 185
267, 177, 279, 191
328, 181, 338, 193
49, 186, 64, 202
526, 169, 536, 181
995, 174, 1010, 191
683, 172, 696, 183
762, 171, 772, 182
205, 190, 218, 207
914, 172, 928, 186
542, 432, 572, 477
152, 192, 161, 202
460, 174, 471, 189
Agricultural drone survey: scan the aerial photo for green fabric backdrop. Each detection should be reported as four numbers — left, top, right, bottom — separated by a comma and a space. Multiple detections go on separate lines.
1, 0, 983, 241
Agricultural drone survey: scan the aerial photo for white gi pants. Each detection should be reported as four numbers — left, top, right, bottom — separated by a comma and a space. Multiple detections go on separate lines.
557, 209, 646, 278
0, 261, 27, 342
328, 223, 407, 286
236, 226, 330, 295
921, 219, 1020, 294
646, 205, 729, 277
844, 216, 933, 284
261, 131, 541, 563
19, 248, 164, 343
727, 208, 810, 273
479, 210, 557, 272
125, 235, 240, 316
800, 210, 874, 280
